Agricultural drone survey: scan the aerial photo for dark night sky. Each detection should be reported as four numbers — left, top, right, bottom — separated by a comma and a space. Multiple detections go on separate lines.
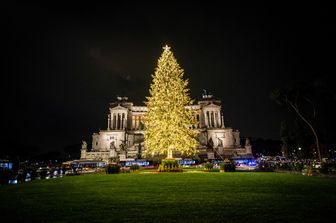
2, 2, 335, 154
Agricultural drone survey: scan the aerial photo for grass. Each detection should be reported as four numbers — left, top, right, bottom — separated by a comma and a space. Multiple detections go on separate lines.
1, 172, 336, 222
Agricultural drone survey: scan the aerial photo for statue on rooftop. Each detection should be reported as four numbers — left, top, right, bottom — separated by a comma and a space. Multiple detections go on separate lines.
245, 138, 251, 146
81, 141, 87, 150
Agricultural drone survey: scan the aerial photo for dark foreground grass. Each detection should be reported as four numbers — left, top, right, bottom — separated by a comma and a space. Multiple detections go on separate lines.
1, 172, 336, 223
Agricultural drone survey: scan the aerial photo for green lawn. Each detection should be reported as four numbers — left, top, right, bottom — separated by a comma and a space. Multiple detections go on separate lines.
1, 172, 335, 222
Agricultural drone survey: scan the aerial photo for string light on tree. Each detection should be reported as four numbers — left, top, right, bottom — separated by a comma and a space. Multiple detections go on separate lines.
144, 45, 198, 158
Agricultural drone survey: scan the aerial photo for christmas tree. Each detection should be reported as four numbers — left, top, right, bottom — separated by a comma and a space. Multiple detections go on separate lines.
144, 45, 198, 158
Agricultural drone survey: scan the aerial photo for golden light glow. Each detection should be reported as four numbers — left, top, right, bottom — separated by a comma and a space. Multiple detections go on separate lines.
144, 46, 199, 158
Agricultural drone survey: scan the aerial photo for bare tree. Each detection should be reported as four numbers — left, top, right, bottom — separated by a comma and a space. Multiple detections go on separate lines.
271, 86, 322, 162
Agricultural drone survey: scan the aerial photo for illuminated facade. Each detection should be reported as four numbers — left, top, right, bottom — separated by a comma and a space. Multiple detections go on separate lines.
81, 94, 252, 163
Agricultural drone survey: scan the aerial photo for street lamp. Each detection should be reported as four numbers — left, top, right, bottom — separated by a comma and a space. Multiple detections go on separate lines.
297, 147, 302, 159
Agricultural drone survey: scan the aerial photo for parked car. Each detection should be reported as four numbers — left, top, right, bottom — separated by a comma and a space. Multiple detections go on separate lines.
35, 167, 50, 179
8, 174, 18, 184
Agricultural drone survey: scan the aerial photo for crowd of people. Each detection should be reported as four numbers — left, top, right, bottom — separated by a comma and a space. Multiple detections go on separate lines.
256, 156, 336, 175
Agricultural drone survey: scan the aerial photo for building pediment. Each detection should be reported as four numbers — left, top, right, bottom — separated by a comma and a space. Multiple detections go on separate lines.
110, 105, 128, 111
203, 102, 221, 109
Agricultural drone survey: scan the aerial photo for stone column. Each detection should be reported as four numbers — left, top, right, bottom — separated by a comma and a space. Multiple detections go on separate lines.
107, 114, 110, 130
217, 112, 221, 128
205, 111, 210, 128
120, 113, 122, 130
111, 114, 114, 129
124, 114, 128, 129
203, 111, 207, 126
135, 116, 138, 129
111, 113, 114, 129
115, 113, 118, 129
119, 113, 122, 130
214, 112, 217, 128
210, 111, 214, 128
121, 113, 125, 129
117, 113, 120, 129
221, 115, 224, 128
113, 114, 116, 129
132, 116, 135, 129
120, 113, 122, 129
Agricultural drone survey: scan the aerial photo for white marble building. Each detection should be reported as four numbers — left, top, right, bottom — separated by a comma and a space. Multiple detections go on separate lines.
81, 94, 252, 163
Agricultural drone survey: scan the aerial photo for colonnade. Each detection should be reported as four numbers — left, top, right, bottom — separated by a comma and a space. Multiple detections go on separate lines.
204, 110, 222, 128
107, 109, 223, 130
108, 112, 127, 130
132, 115, 143, 130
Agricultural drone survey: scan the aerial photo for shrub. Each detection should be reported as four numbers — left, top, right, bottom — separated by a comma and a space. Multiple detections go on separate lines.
0, 169, 13, 185
210, 168, 220, 172
105, 164, 120, 174
130, 164, 140, 172
158, 159, 183, 172
220, 162, 236, 172
319, 163, 336, 174
302, 165, 317, 176
293, 162, 304, 171
204, 162, 214, 170
256, 162, 274, 172
120, 167, 130, 173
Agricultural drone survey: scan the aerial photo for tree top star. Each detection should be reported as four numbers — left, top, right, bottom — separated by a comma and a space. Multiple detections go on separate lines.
163, 45, 171, 50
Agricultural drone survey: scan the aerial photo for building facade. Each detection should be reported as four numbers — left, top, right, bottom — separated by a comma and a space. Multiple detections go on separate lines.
81, 94, 252, 163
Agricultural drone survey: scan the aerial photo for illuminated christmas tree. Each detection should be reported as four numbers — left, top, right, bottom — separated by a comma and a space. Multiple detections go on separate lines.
144, 45, 198, 159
